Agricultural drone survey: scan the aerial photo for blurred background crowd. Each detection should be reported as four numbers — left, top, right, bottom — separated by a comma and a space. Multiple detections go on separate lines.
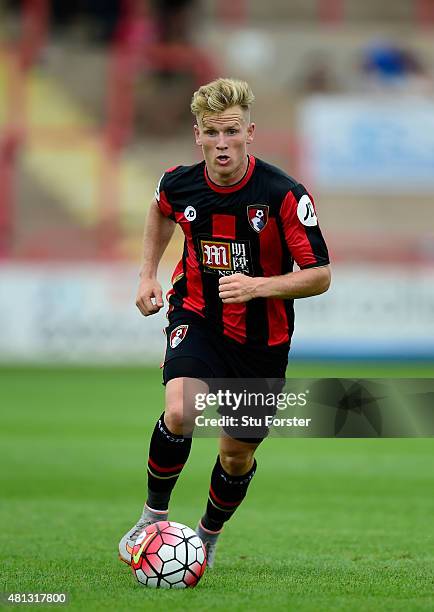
0, 0, 433, 363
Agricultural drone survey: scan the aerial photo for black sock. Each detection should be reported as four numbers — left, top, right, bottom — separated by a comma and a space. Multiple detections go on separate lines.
201, 456, 257, 532
146, 413, 192, 511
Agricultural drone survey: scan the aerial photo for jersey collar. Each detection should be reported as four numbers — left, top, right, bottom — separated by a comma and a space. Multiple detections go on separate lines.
204, 155, 256, 194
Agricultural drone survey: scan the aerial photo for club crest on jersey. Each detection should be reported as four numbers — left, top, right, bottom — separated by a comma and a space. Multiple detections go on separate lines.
169, 325, 188, 349
247, 204, 269, 233
198, 238, 253, 276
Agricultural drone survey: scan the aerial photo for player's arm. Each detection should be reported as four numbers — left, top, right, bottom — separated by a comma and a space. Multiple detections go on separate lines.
256, 265, 331, 298
136, 198, 176, 316
219, 265, 330, 303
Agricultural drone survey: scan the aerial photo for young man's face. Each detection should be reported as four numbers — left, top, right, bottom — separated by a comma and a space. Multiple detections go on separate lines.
194, 105, 255, 184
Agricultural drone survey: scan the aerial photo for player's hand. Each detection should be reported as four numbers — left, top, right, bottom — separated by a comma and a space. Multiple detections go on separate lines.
218, 273, 258, 304
136, 278, 164, 316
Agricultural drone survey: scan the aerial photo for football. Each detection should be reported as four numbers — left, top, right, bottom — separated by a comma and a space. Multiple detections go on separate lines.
130, 521, 206, 589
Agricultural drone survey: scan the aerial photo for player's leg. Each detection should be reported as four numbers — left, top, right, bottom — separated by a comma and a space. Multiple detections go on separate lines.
145, 374, 207, 513
145, 320, 227, 516
195, 334, 289, 567
197, 432, 260, 568
118, 370, 211, 564
119, 319, 224, 564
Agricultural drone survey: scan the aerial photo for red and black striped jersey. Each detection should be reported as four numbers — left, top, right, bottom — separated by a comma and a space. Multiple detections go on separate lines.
155, 155, 329, 347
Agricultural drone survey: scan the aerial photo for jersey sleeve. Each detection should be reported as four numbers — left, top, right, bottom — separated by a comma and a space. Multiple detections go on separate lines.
154, 167, 178, 221
279, 183, 330, 269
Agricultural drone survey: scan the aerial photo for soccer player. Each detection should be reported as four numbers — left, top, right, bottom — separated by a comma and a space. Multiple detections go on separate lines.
119, 78, 331, 568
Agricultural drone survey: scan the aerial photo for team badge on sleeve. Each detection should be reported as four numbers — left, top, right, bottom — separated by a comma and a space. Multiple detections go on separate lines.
169, 325, 188, 348
247, 204, 269, 233
297, 195, 317, 226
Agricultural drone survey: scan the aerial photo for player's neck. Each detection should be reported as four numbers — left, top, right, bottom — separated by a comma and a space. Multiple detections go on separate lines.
206, 156, 249, 187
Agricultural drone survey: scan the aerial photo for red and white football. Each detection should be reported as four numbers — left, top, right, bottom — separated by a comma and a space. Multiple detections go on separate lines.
131, 521, 206, 589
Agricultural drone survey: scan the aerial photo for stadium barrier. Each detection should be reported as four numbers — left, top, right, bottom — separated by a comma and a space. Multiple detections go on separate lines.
0, 263, 433, 363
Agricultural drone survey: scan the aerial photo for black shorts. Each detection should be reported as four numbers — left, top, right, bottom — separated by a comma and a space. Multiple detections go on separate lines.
162, 310, 289, 443
162, 311, 289, 382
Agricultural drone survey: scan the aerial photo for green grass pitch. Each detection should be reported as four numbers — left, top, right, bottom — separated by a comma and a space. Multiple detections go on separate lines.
1, 363, 433, 611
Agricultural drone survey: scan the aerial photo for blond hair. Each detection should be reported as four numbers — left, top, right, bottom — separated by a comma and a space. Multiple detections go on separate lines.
191, 78, 255, 117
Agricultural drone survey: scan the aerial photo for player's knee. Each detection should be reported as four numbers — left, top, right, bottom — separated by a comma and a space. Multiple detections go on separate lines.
164, 405, 184, 433
164, 378, 199, 434
220, 450, 254, 476
164, 404, 194, 435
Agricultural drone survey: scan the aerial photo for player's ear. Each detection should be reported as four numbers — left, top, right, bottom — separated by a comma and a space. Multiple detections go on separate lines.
246, 122, 255, 145
194, 124, 202, 146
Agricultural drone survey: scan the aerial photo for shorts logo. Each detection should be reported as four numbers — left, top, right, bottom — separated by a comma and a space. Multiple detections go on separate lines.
247, 204, 269, 233
297, 195, 317, 227
169, 325, 188, 348
184, 205, 197, 221
199, 238, 253, 275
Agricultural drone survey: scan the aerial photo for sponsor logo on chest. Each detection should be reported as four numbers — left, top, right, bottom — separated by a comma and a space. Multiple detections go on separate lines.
198, 238, 253, 276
